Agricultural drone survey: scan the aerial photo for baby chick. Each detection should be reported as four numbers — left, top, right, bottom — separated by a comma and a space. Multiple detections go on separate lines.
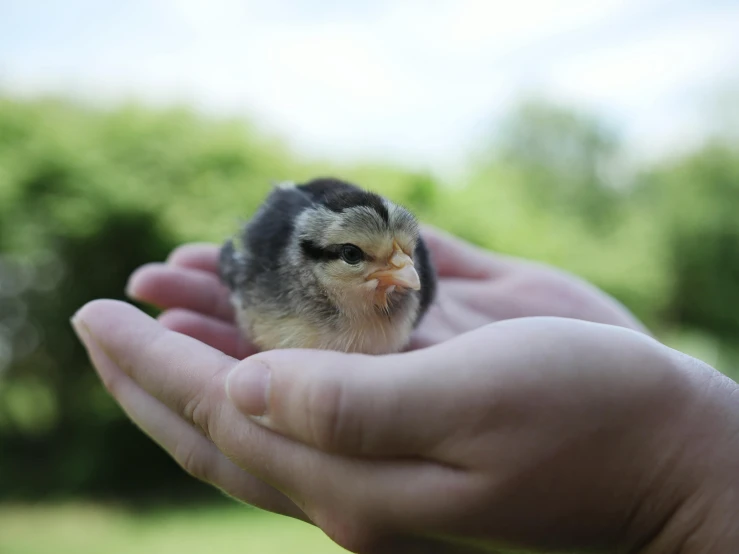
219, 177, 436, 354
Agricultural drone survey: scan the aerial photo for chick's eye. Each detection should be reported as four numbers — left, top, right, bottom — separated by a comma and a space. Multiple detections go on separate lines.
340, 244, 364, 265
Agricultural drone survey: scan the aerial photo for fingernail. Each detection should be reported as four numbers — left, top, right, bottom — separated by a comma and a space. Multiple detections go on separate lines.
124, 278, 136, 299
71, 312, 92, 347
71, 314, 109, 368
71, 312, 121, 371
226, 359, 271, 417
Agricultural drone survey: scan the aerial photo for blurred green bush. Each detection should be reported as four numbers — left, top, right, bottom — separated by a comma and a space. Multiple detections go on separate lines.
0, 95, 737, 501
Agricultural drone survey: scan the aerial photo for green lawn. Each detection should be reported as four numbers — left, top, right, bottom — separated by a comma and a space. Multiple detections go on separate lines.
0, 502, 348, 554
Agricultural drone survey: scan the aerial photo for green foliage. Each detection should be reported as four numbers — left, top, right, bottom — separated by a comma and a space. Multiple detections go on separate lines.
489, 100, 623, 228
636, 143, 739, 340
0, 94, 737, 501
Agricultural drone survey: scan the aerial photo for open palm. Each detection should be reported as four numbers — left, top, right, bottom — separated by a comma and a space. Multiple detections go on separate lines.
126, 225, 647, 358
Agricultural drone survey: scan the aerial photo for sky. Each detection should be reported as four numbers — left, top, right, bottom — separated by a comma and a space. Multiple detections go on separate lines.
1, 0, 738, 175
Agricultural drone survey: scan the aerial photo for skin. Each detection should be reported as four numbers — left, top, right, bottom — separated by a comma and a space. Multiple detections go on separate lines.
72, 226, 739, 553
124, 226, 647, 358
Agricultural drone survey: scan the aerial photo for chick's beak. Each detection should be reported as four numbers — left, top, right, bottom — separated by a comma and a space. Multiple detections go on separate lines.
368, 244, 421, 291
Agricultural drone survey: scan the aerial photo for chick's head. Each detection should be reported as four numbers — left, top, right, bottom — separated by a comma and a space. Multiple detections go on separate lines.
294, 190, 422, 315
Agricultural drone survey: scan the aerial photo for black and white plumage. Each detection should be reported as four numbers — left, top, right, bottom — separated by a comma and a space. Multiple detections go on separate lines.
219, 177, 436, 354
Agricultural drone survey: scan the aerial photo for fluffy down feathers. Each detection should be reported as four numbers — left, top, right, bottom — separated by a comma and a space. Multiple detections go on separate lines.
220, 177, 436, 354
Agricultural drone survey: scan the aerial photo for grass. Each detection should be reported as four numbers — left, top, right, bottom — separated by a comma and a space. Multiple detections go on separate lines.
0, 502, 348, 554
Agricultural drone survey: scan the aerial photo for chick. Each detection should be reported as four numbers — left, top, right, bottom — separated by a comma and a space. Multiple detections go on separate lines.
219, 177, 436, 354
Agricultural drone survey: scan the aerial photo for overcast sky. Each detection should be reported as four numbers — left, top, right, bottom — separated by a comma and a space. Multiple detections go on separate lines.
2, 0, 738, 174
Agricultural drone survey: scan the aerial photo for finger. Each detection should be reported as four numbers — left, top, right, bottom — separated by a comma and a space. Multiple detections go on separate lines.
73, 299, 241, 434
71, 300, 301, 485
126, 264, 234, 321
407, 303, 460, 350
71, 311, 305, 521
159, 309, 257, 359
167, 243, 221, 274
421, 225, 513, 279
71, 300, 467, 534
405, 281, 501, 350
70, 300, 304, 482
225, 344, 480, 459
408, 300, 492, 350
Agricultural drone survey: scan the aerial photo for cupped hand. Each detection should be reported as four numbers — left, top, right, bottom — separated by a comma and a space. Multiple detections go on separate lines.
125, 225, 647, 358
412, 226, 648, 346
71, 302, 739, 553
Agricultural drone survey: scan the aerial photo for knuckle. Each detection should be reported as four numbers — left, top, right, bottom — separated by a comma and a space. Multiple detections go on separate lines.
184, 392, 211, 440
180, 392, 202, 428
180, 372, 224, 441
174, 442, 213, 483
306, 375, 355, 452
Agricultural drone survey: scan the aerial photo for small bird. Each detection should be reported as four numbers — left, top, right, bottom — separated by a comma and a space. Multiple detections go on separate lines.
219, 177, 436, 354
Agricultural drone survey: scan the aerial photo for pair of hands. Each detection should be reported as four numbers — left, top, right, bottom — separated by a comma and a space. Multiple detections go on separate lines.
72, 226, 739, 553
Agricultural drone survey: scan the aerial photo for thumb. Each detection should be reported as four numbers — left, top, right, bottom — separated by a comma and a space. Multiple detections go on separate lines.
224, 347, 468, 457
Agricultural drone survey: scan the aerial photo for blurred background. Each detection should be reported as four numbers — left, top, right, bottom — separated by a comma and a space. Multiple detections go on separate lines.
1, 1, 738, 552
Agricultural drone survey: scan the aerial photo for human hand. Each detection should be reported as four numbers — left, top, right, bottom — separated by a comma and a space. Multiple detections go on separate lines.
125, 225, 647, 358
72, 302, 739, 553
412, 226, 649, 346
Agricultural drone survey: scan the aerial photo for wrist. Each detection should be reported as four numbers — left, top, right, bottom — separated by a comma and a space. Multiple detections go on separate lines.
640, 352, 739, 553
